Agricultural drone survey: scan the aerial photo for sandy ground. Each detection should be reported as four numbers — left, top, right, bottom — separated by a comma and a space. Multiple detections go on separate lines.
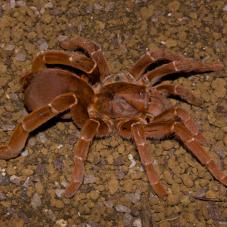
0, 0, 226, 226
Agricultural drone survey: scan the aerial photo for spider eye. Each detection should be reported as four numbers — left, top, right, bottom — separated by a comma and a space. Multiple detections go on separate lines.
139, 91, 143, 96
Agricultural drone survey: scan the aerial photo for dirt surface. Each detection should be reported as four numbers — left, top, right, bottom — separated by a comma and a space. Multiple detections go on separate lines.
0, 0, 227, 226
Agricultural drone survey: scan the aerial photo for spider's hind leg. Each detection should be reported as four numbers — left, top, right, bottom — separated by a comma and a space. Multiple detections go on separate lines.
153, 107, 207, 145
145, 121, 227, 186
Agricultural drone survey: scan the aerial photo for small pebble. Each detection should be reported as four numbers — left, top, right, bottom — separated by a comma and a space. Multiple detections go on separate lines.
132, 218, 142, 227
56, 219, 67, 227
44, 2, 53, 8
35, 164, 46, 175
23, 177, 31, 188
223, 135, 227, 146
113, 156, 125, 166
44, 209, 56, 221
104, 200, 113, 208
115, 204, 131, 213
21, 150, 28, 157
168, 1, 180, 12
10, 0, 16, 8
223, 5, 227, 11
53, 157, 63, 172
17, 1, 26, 7
57, 35, 68, 42
128, 154, 136, 168
35, 182, 43, 194
205, 190, 218, 199
211, 78, 226, 98
224, 157, 227, 166
108, 177, 119, 194
89, 190, 100, 201
31, 193, 42, 209
15, 52, 26, 61
55, 189, 65, 198
182, 174, 194, 187
140, 5, 154, 20
9, 175, 20, 185
0, 192, 6, 200
167, 193, 180, 206
126, 191, 141, 204
51, 199, 64, 208
123, 213, 133, 226
38, 133, 48, 143
161, 140, 175, 150
0, 174, 10, 185
22, 168, 34, 176
84, 175, 97, 184
4, 44, 15, 51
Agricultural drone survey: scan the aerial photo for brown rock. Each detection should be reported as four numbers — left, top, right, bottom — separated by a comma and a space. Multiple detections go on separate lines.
168, 1, 180, 12
164, 39, 178, 48
167, 193, 180, 205
51, 199, 64, 208
108, 177, 119, 194
181, 174, 194, 187
89, 190, 100, 201
140, 5, 154, 20
22, 168, 34, 176
223, 135, 227, 146
162, 140, 175, 150
211, 78, 226, 98
35, 182, 44, 194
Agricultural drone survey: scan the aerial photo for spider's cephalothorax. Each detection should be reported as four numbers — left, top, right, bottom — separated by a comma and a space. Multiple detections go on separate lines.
0, 36, 226, 198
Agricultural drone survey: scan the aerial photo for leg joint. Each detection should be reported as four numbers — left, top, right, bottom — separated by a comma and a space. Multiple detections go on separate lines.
48, 103, 59, 114
21, 121, 30, 133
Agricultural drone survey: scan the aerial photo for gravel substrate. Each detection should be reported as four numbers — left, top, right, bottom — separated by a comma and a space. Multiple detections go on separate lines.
0, 0, 226, 226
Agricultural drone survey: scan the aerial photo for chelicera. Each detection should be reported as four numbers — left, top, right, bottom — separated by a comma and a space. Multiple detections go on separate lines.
0, 36, 226, 198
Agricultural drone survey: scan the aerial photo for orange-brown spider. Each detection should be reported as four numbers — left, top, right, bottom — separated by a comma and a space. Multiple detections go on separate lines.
0, 36, 226, 198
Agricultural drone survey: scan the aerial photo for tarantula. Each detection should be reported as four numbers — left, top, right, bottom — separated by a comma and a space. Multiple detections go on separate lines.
0, 36, 226, 198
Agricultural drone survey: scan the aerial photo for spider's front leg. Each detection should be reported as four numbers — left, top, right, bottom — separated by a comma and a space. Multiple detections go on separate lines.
64, 119, 100, 198
31, 50, 96, 74
0, 93, 77, 159
60, 36, 110, 82
155, 84, 203, 106
21, 51, 96, 87
145, 121, 227, 186
129, 49, 224, 85
131, 122, 167, 198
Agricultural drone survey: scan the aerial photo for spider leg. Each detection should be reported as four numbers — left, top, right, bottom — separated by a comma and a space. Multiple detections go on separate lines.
31, 50, 96, 74
129, 49, 182, 79
153, 107, 207, 145
144, 121, 227, 186
64, 119, 100, 198
131, 122, 167, 198
60, 36, 110, 82
144, 59, 223, 85
21, 51, 96, 87
155, 84, 202, 106
0, 93, 77, 159
129, 49, 223, 84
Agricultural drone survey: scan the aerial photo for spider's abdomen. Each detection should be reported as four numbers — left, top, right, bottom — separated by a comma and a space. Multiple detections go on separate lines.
24, 69, 93, 112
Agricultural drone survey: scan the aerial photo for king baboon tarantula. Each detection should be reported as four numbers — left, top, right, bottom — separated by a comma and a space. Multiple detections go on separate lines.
0, 36, 226, 198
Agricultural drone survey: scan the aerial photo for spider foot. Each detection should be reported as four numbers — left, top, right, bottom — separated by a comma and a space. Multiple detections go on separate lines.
64, 181, 82, 198
0, 145, 14, 160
